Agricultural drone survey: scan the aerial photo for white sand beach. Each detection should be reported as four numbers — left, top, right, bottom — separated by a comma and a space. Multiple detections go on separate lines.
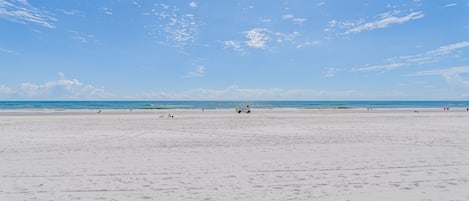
1, 108, 469, 201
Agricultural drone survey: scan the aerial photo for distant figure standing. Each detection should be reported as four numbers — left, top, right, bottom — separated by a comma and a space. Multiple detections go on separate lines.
466, 107, 468, 112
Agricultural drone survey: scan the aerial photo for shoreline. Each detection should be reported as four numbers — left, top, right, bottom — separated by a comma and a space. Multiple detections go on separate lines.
1, 100, 468, 111
0, 107, 468, 116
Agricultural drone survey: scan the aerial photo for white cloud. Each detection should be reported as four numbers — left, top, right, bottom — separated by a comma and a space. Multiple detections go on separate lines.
0, 0, 56, 28
292, 18, 306, 24
13, 73, 114, 99
282, 14, 294, 19
327, 10, 424, 35
444, 3, 457, 8
101, 7, 112, 15
146, 3, 199, 48
409, 66, 469, 86
282, 14, 306, 25
0, 85, 14, 95
352, 41, 469, 72
58, 72, 65, 79
132, 1, 141, 8
225, 28, 305, 52
142, 85, 359, 100
244, 28, 271, 49
189, 2, 197, 8
317, 2, 325, 7
185, 66, 205, 78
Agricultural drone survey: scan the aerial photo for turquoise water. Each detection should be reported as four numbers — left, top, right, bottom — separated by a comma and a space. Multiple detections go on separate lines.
0, 101, 468, 110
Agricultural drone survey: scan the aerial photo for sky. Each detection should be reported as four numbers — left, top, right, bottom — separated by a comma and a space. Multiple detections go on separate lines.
1, 0, 469, 100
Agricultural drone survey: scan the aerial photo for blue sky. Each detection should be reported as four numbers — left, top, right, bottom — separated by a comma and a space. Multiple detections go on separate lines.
1, 0, 469, 100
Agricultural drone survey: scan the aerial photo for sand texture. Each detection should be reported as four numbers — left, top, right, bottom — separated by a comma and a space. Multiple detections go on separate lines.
1, 109, 469, 200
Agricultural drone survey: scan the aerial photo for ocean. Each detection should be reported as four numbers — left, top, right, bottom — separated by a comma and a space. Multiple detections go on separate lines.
0, 101, 468, 110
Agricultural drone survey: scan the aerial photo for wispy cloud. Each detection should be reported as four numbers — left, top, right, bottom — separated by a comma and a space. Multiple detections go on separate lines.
185, 66, 205, 78
58, 9, 79, 16
132, 1, 141, 8
409, 66, 469, 86
292, 18, 306, 25
391, 41, 469, 64
146, 3, 199, 48
224, 40, 244, 53
225, 28, 302, 52
326, 10, 424, 35
282, 14, 307, 25
352, 63, 407, 72
0, 0, 56, 28
142, 85, 359, 100
324, 67, 343, 77
259, 17, 272, 24
353, 41, 469, 72
443, 3, 457, 8
69, 30, 95, 43
101, 7, 112, 15
0, 47, 16, 54
296, 40, 320, 48
189, 2, 197, 8
282, 14, 294, 19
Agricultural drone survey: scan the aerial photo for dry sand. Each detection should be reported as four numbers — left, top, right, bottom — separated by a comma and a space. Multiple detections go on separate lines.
1, 109, 469, 201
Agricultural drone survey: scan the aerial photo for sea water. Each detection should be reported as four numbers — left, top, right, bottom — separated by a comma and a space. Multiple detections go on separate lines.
0, 101, 468, 110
